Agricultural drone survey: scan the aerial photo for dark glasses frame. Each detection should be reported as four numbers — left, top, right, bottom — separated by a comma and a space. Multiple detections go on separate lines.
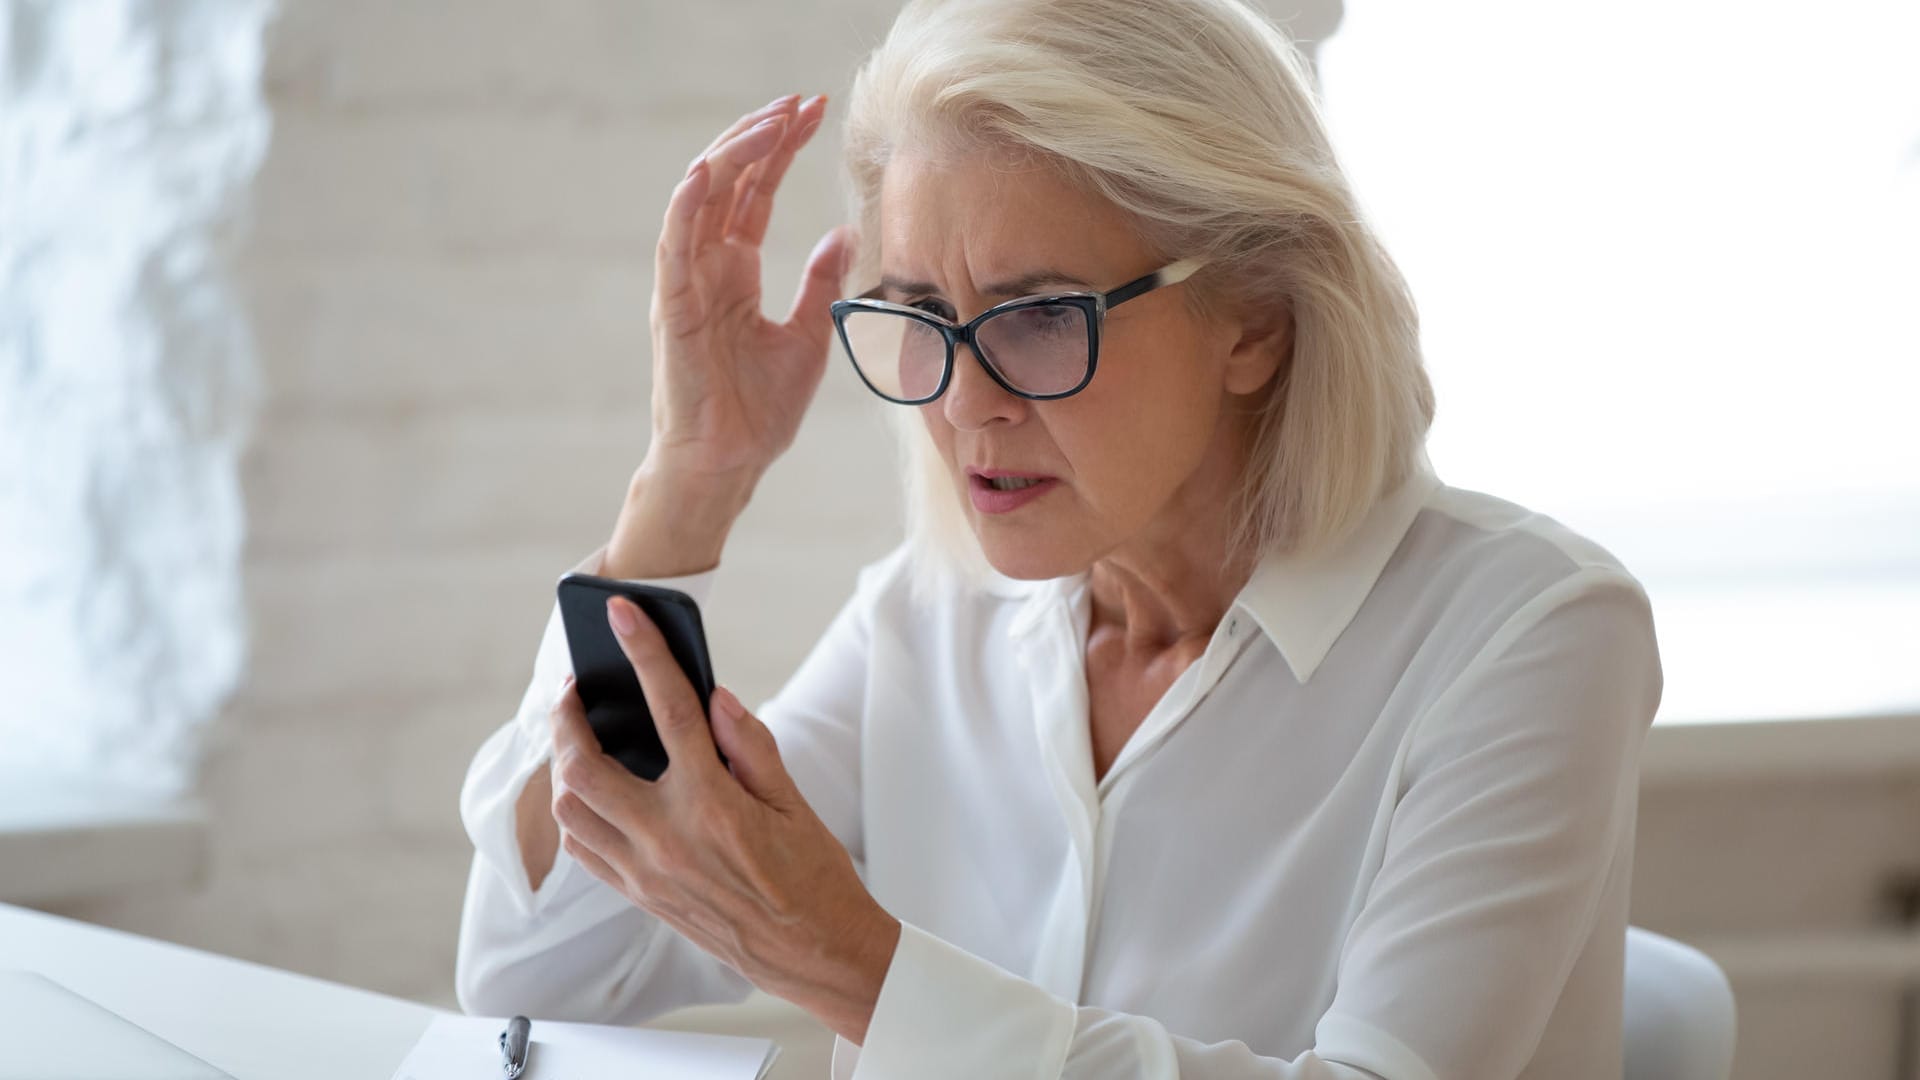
829, 256, 1206, 405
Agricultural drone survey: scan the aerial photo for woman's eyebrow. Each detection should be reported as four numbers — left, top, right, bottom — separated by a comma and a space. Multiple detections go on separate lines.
878, 268, 1093, 299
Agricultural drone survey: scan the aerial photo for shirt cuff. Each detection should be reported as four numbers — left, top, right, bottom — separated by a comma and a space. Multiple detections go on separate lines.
570, 543, 721, 609
459, 710, 562, 915
833, 920, 1077, 1079
1313, 1012, 1442, 1080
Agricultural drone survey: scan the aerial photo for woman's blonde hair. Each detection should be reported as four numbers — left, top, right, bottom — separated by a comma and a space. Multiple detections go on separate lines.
838, 0, 1435, 601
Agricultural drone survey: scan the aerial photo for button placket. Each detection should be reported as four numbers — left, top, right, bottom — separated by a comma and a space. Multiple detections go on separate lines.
1017, 594, 1102, 1001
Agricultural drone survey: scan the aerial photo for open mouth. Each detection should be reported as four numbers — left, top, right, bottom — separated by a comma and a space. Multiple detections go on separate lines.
984, 476, 1047, 492
967, 471, 1060, 513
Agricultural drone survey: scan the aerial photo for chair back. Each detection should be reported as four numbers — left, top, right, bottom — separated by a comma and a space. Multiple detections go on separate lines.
1623, 926, 1737, 1080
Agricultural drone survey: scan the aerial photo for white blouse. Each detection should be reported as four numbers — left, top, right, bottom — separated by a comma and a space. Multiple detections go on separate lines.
456, 446, 1664, 1079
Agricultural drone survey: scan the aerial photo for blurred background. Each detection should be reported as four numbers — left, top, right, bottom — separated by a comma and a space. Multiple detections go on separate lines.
1, 2, 1915, 1077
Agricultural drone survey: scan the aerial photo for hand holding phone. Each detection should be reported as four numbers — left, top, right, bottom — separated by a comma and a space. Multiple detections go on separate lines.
555, 573, 724, 781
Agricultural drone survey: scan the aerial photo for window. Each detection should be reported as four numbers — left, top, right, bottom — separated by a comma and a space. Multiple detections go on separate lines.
1316, 0, 1920, 722
0, 1, 270, 795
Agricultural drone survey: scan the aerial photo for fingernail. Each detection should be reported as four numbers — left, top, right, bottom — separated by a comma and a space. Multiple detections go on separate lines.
713, 687, 740, 720
606, 596, 637, 637
751, 115, 788, 132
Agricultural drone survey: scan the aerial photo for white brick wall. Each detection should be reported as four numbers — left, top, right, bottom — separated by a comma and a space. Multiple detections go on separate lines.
49, 0, 909, 1012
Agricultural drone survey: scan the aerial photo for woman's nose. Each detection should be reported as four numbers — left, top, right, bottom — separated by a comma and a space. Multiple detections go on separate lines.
941, 340, 1023, 431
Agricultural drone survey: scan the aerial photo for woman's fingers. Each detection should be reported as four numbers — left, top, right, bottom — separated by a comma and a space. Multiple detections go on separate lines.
661, 94, 794, 266
783, 224, 856, 346
696, 93, 802, 245
655, 94, 818, 332
655, 118, 787, 328
656, 161, 714, 325
695, 93, 801, 164
559, 819, 626, 889
722, 159, 765, 245
726, 94, 828, 247
693, 115, 792, 250
604, 596, 724, 782
552, 769, 627, 854
548, 677, 601, 760
548, 689, 634, 862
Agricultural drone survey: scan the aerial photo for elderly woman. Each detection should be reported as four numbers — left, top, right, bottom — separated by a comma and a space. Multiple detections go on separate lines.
454, 0, 1663, 1076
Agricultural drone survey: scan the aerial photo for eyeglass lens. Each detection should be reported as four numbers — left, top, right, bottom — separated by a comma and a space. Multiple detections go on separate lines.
838, 302, 1091, 401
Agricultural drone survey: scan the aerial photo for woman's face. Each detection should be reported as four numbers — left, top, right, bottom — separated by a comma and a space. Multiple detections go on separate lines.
877, 146, 1282, 580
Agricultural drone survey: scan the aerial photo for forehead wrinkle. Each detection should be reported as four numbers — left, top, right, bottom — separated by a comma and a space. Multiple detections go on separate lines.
877, 150, 1115, 303
879, 267, 1094, 300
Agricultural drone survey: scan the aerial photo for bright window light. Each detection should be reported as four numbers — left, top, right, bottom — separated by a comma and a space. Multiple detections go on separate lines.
1317, 1, 1920, 721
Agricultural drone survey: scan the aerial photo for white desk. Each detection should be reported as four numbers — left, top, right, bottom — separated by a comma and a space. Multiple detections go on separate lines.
1, 901, 435, 1077
0, 901, 832, 1078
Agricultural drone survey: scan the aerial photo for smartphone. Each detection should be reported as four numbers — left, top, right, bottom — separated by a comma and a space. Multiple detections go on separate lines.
555, 572, 723, 781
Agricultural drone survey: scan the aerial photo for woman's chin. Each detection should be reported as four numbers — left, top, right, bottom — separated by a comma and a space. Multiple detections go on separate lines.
975, 536, 1084, 582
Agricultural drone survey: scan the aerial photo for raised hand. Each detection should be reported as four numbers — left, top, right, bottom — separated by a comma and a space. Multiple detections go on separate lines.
646, 92, 855, 487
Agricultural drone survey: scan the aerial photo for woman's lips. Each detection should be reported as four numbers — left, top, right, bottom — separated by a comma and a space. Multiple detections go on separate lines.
968, 472, 1060, 514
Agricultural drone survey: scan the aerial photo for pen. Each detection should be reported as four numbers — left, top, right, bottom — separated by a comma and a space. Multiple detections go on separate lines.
499, 1014, 531, 1079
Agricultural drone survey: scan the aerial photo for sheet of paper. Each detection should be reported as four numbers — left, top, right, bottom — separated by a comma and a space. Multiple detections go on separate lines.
389, 1013, 780, 1080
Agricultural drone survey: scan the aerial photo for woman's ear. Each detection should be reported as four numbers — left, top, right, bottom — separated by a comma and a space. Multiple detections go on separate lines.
1223, 302, 1291, 397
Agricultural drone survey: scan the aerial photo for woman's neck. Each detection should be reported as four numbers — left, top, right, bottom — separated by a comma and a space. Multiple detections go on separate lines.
1085, 418, 1260, 653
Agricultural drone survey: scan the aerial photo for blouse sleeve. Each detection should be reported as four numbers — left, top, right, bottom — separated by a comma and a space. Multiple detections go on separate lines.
454, 544, 882, 1024
831, 566, 1662, 1080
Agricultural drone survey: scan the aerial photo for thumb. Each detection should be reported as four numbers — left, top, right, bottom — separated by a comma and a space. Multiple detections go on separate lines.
782, 223, 857, 344
711, 686, 799, 809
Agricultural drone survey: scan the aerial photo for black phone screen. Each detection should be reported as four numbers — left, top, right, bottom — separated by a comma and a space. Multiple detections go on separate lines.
555, 572, 722, 781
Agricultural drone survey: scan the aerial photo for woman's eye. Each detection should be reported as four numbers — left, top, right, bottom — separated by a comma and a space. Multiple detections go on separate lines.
910, 300, 953, 320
